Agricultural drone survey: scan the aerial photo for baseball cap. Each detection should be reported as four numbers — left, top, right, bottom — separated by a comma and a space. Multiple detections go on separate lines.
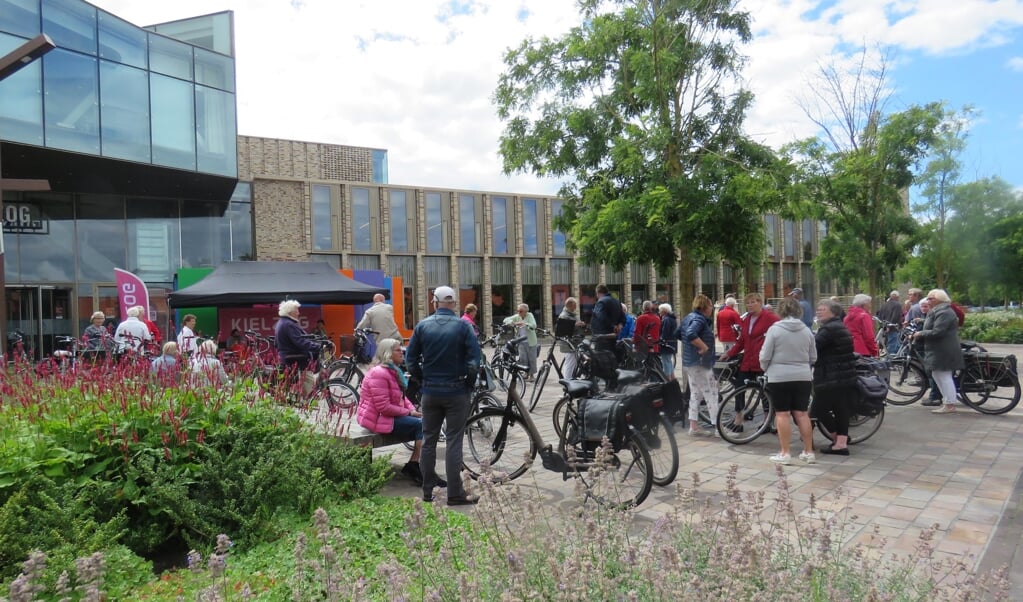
789, 288, 803, 297
433, 286, 456, 303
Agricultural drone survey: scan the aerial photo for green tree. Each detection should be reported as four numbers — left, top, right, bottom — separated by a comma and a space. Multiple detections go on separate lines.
913, 106, 973, 289
787, 49, 940, 298
495, 0, 785, 297
944, 177, 1022, 303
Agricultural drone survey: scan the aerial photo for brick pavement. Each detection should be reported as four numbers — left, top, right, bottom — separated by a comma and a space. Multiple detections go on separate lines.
371, 343, 1023, 595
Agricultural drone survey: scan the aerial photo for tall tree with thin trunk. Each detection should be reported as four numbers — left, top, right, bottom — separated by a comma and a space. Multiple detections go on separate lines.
494, 0, 786, 299
786, 48, 940, 299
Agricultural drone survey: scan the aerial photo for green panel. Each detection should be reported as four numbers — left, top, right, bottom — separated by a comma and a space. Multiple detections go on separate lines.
175, 268, 218, 339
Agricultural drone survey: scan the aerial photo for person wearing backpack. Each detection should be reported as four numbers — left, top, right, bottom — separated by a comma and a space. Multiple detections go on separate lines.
633, 301, 661, 356
812, 298, 859, 455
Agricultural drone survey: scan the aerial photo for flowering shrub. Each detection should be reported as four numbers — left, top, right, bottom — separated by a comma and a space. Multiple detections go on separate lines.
961, 311, 1023, 343
0, 358, 390, 584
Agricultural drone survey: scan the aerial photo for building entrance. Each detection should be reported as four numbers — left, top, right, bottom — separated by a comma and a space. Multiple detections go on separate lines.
5, 286, 73, 362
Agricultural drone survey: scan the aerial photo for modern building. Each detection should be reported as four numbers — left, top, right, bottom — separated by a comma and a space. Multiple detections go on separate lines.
1, 0, 249, 359
239, 135, 832, 332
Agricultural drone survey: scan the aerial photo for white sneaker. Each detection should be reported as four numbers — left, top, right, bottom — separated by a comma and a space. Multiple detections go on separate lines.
799, 451, 816, 464
769, 453, 791, 465
688, 428, 713, 437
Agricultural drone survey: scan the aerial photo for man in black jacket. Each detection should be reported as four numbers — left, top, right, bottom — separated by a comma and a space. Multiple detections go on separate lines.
875, 291, 903, 355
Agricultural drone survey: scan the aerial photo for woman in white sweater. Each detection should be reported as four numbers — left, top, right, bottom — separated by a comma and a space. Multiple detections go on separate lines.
759, 297, 817, 465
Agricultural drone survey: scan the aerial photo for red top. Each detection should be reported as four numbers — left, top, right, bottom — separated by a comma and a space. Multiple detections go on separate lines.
950, 303, 965, 327
723, 310, 780, 372
716, 306, 741, 343
633, 311, 661, 354
844, 305, 878, 357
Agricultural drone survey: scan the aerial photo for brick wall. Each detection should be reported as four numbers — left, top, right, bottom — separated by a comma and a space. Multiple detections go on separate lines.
238, 135, 374, 182
253, 179, 308, 261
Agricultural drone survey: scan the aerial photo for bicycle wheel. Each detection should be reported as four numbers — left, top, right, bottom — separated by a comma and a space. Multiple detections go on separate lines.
462, 409, 536, 481
816, 404, 885, 444
716, 384, 773, 444
527, 363, 550, 412
323, 379, 359, 411
552, 395, 571, 439
471, 391, 502, 414
578, 430, 654, 509
958, 366, 1022, 415
886, 358, 927, 405
326, 358, 364, 387
642, 414, 679, 487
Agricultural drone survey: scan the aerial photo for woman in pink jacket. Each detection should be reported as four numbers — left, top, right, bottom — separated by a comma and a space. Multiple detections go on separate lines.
356, 338, 429, 485
844, 294, 879, 357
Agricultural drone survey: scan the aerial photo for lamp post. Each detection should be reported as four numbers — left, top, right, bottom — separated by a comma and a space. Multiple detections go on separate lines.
0, 34, 56, 361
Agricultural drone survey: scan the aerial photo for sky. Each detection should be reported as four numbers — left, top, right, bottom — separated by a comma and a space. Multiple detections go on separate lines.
89, 0, 1023, 198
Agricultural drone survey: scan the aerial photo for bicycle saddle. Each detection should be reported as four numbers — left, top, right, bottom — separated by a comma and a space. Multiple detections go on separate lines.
615, 369, 645, 387
558, 379, 594, 399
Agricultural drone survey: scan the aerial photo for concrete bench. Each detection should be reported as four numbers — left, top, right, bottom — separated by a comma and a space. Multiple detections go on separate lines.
298, 407, 414, 449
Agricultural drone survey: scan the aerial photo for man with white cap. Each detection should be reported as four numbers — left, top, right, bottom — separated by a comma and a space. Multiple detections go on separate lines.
404, 286, 482, 505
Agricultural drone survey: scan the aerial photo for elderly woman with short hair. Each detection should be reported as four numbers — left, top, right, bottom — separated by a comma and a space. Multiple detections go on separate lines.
844, 294, 878, 357
274, 300, 321, 374
912, 289, 964, 414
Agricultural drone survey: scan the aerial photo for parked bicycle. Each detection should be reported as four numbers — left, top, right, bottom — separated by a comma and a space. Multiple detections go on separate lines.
716, 360, 887, 445
525, 327, 578, 412
461, 336, 654, 508
327, 327, 378, 387
886, 324, 1020, 414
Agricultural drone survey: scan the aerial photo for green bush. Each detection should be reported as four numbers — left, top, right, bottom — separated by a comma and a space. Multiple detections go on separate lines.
961, 310, 1023, 343
0, 369, 391, 576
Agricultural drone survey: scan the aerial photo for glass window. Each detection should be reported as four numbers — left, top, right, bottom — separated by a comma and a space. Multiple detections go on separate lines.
312, 184, 332, 251
372, 149, 388, 184
76, 194, 126, 281
783, 219, 795, 259
3, 193, 75, 283
491, 257, 514, 327
390, 190, 409, 252
459, 194, 478, 254
552, 200, 567, 255
43, 49, 100, 154
127, 197, 179, 282
99, 60, 150, 162
802, 219, 814, 261
352, 187, 372, 251
765, 215, 776, 258
0, 33, 43, 145
1, 0, 40, 38
195, 85, 237, 176
150, 73, 195, 170
194, 47, 234, 91
145, 13, 233, 56
98, 10, 146, 68
349, 254, 380, 271
388, 255, 415, 328
42, 0, 97, 55
181, 200, 225, 268
228, 182, 252, 260
522, 198, 538, 255
149, 33, 193, 80
426, 192, 443, 253
492, 196, 508, 254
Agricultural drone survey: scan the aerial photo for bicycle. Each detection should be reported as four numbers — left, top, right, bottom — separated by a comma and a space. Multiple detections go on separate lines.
481, 326, 526, 396
525, 327, 578, 412
326, 327, 378, 387
716, 364, 886, 446
886, 325, 1021, 414
462, 336, 654, 509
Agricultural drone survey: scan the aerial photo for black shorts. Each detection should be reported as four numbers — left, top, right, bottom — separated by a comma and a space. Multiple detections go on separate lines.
765, 380, 812, 413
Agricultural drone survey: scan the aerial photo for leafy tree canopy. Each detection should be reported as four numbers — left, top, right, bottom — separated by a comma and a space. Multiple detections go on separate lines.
495, 0, 787, 281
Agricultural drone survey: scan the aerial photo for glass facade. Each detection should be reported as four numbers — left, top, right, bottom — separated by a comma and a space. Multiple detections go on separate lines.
0, 0, 237, 177
552, 200, 567, 256
491, 196, 508, 254
425, 192, 443, 253
459, 193, 477, 254
522, 198, 538, 255
312, 184, 332, 251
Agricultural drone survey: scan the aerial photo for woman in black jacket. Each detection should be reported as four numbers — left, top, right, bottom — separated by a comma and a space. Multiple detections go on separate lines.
813, 299, 859, 455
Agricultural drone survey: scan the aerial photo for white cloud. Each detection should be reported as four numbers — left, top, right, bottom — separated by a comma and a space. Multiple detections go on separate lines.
88, 0, 1023, 193
1009, 56, 1023, 70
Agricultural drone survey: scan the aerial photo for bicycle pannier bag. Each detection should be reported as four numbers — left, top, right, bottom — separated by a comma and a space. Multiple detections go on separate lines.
577, 396, 626, 451
856, 374, 887, 417
660, 379, 686, 421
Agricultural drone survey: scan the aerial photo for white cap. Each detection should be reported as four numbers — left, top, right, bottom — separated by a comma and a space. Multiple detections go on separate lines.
433, 286, 456, 302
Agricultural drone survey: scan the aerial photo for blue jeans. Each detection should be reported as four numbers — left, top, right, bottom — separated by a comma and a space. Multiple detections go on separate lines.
660, 352, 676, 379
886, 330, 901, 356
391, 415, 423, 441
421, 391, 471, 498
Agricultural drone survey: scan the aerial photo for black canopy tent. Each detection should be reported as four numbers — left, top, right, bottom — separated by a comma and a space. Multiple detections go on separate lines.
168, 261, 389, 308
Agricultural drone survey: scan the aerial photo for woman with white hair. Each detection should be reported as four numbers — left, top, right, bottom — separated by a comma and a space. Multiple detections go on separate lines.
356, 338, 429, 485
274, 300, 322, 374
114, 305, 152, 353
843, 294, 878, 357
190, 339, 229, 386
658, 303, 678, 379
912, 289, 965, 414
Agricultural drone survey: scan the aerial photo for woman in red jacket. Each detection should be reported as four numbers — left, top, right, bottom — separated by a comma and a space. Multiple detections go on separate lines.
844, 294, 879, 357
356, 338, 429, 485
722, 292, 779, 430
